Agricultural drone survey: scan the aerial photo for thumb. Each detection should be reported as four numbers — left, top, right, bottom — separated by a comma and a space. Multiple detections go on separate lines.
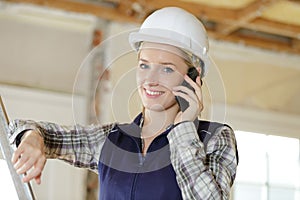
174, 111, 183, 125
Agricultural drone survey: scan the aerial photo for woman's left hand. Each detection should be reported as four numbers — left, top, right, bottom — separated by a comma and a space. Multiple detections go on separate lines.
172, 71, 203, 124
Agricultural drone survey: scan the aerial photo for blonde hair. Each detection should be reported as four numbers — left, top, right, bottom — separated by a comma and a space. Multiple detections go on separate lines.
180, 49, 204, 78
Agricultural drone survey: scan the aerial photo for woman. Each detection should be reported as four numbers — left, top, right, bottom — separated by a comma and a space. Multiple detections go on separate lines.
9, 7, 238, 200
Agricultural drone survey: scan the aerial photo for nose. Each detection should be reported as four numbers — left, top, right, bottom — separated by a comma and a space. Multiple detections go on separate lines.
144, 68, 159, 85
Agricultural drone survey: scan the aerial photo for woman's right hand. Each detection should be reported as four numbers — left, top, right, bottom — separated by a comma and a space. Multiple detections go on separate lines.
11, 130, 46, 184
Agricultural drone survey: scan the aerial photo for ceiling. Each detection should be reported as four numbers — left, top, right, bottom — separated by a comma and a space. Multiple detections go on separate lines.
4, 0, 300, 55
1, 0, 300, 119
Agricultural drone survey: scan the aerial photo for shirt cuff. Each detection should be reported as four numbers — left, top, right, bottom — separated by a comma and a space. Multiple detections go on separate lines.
9, 119, 41, 146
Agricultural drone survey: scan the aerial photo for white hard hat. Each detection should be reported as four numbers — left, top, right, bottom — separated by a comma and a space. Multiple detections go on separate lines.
129, 7, 210, 77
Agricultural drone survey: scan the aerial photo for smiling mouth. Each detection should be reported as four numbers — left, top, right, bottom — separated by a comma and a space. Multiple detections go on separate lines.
145, 89, 165, 97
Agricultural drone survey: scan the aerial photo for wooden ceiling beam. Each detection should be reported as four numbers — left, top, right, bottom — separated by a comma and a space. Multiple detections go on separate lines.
292, 38, 300, 51
5, 0, 140, 23
208, 30, 300, 55
248, 18, 300, 39
104, 0, 239, 25
114, 0, 155, 20
4, 0, 300, 55
123, 0, 300, 42
140, 0, 238, 21
216, 0, 279, 35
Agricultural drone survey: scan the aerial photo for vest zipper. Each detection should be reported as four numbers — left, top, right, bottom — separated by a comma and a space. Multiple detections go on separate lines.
131, 155, 144, 200
126, 124, 172, 200
126, 130, 144, 200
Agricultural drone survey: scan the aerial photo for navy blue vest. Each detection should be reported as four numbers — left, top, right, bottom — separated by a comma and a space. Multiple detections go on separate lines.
98, 114, 182, 200
98, 114, 230, 200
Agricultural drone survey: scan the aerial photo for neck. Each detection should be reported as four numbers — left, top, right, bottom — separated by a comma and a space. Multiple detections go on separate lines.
142, 105, 179, 137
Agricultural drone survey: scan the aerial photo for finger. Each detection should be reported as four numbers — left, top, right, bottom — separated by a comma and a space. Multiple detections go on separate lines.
196, 67, 202, 77
35, 173, 42, 185
196, 76, 202, 86
173, 86, 198, 102
194, 84, 204, 111
187, 75, 203, 107
173, 90, 198, 105
194, 79, 203, 103
22, 155, 46, 184
11, 146, 24, 164
14, 153, 30, 171
11, 152, 19, 164
174, 76, 204, 112
18, 148, 46, 173
183, 75, 203, 100
173, 87, 203, 113
35, 154, 46, 174
16, 156, 36, 174
184, 74, 200, 88
22, 166, 42, 183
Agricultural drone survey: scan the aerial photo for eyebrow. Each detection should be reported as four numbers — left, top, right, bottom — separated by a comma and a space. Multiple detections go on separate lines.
139, 58, 177, 67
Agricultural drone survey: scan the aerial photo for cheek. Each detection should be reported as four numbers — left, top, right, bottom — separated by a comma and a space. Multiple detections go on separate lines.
136, 69, 184, 89
159, 75, 184, 89
136, 70, 144, 87
165, 70, 186, 88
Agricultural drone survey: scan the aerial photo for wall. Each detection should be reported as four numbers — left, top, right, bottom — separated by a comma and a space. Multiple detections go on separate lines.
0, 3, 95, 94
0, 84, 88, 200
0, 3, 97, 200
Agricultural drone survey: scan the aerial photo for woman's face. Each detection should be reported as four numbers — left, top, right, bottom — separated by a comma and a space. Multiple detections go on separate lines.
136, 42, 189, 111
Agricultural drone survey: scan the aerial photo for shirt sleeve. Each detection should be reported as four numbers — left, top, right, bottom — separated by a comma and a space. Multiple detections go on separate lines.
8, 119, 114, 172
167, 121, 238, 200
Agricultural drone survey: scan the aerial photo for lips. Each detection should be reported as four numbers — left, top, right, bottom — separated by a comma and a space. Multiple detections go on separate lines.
144, 89, 165, 98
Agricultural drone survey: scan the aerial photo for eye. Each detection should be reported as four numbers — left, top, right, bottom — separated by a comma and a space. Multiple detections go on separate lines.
162, 66, 175, 73
139, 63, 150, 69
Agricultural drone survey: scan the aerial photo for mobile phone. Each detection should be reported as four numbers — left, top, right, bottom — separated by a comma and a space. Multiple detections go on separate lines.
175, 67, 199, 112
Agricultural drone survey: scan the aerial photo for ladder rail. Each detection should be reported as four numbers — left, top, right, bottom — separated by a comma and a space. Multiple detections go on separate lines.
0, 96, 36, 200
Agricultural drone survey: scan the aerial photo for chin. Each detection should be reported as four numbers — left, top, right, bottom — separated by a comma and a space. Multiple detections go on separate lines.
143, 101, 178, 112
144, 104, 166, 111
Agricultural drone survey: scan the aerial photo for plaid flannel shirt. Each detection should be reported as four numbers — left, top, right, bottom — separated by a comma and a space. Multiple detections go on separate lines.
9, 119, 238, 200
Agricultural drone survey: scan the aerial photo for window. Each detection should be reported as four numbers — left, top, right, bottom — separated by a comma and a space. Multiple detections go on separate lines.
233, 131, 300, 200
